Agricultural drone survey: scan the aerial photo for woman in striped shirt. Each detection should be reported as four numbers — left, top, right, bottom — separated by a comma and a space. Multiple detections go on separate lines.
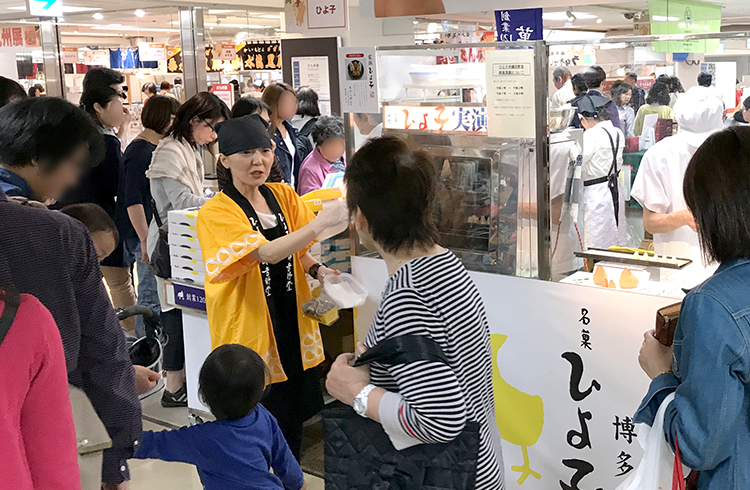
326, 137, 505, 489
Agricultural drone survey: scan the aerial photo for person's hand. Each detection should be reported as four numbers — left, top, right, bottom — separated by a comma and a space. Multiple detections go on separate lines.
133, 365, 161, 395
317, 265, 341, 285
140, 240, 149, 264
122, 105, 132, 124
638, 330, 673, 380
674, 209, 697, 232
312, 199, 349, 235
325, 351, 370, 406
102, 481, 129, 490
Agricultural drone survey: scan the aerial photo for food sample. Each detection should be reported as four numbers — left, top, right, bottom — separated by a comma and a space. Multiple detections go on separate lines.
608, 280, 616, 289
619, 268, 639, 289
593, 265, 609, 287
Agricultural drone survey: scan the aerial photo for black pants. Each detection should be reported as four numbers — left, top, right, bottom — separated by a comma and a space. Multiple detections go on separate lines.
161, 309, 184, 371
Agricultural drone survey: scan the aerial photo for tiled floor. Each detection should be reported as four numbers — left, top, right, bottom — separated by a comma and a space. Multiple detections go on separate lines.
134, 391, 325, 489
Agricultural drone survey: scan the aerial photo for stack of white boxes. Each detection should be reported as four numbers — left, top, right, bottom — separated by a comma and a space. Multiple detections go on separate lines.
168, 208, 206, 286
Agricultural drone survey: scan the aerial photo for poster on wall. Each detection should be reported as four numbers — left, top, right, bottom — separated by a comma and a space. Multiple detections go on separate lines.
291, 56, 331, 115
138, 42, 167, 62
83, 49, 109, 66
338, 47, 379, 114
285, 0, 347, 33
352, 256, 675, 490
485, 48, 536, 139
62, 47, 79, 64
0, 25, 40, 47
238, 42, 282, 71
167, 46, 182, 73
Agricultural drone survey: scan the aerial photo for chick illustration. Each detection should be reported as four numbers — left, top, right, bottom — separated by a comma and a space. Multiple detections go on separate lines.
491, 333, 545, 485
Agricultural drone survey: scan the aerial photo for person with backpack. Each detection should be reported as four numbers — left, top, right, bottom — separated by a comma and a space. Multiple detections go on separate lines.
291, 86, 321, 147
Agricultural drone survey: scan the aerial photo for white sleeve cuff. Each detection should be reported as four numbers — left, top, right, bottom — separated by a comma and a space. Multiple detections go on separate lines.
378, 391, 422, 451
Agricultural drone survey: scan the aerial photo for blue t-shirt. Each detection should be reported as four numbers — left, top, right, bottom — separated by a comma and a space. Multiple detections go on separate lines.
134, 404, 304, 490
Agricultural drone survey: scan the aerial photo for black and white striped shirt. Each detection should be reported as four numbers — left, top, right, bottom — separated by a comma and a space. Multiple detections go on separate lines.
365, 251, 505, 490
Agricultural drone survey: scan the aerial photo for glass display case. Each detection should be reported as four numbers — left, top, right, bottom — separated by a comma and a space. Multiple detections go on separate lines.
345, 42, 550, 278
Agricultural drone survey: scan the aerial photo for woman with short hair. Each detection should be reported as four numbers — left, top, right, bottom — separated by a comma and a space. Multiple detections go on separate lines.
147, 91, 229, 407
636, 126, 750, 490
297, 116, 346, 195
634, 81, 674, 136
141, 82, 157, 101
291, 86, 321, 144
612, 82, 635, 138
121, 95, 180, 337
325, 136, 505, 490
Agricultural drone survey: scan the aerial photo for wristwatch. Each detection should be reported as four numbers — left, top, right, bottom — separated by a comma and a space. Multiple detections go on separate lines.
308, 262, 324, 280
352, 384, 376, 417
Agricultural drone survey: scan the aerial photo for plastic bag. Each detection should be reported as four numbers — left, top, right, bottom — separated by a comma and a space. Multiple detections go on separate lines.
615, 392, 675, 490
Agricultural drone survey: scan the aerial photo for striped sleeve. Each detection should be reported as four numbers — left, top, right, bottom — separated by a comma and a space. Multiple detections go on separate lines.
373, 288, 468, 444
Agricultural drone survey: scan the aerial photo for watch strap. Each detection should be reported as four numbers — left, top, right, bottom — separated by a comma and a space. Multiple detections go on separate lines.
353, 384, 376, 416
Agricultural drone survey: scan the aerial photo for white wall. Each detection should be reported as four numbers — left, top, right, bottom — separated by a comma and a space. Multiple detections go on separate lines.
0, 51, 18, 79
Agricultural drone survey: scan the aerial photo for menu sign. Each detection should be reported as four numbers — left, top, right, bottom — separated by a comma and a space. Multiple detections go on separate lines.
338, 47, 379, 114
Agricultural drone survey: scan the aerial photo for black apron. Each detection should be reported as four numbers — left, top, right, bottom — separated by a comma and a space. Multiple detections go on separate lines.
583, 128, 621, 226
223, 184, 323, 457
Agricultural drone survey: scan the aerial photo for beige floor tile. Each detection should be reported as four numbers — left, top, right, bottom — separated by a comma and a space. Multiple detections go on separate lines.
129, 459, 203, 490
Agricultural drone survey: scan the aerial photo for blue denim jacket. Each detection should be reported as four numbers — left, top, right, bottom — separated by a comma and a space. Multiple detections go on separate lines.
634, 259, 750, 489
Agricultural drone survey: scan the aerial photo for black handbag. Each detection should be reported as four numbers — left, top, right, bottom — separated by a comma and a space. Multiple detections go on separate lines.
324, 335, 480, 490
149, 198, 172, 279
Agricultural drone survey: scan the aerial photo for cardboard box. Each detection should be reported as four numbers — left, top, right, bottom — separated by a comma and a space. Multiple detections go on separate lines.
172, 256, 206, 274
170, 244, 203, 263
171, 267, 205, 286
169, 232, 200, 249
168, 208, 200, 228
168, 222, 198, 238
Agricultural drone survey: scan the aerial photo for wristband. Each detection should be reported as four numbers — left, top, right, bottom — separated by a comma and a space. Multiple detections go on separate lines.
308, 263, 324, 280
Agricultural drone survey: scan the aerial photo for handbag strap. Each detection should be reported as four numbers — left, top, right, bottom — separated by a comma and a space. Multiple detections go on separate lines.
151, 198, 164, 228
673, 435, 686, 490
354, 335, 449, 367
0, 288, 20, 346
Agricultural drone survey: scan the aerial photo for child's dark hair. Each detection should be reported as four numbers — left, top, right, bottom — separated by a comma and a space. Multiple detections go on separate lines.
199, 344, 268, 421
60, 203, 119, 243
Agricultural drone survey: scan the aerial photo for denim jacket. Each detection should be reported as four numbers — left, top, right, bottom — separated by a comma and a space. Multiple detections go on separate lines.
634, 259, 750, 489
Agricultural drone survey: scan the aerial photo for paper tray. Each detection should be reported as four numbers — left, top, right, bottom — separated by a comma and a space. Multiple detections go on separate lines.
575, 248, 692, 270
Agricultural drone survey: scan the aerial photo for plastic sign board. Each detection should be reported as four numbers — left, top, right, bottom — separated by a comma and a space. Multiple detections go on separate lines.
138, 42, 166, 62
383, 105, 488, 133
649, 0, 721, 54
338, 47, 379, 114
83, 49, 109, 66
173, 283, 206, 312
215, 42, 237, 61
28, 0, 62, 17
285, 0, 347, 33
211, 83, 234, 108
495, 8, 543, 42
61, 46, 78, 63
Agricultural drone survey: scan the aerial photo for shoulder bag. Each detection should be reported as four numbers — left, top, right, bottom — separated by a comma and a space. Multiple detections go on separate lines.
149, 197, 172, 279
324, 334, 480, 490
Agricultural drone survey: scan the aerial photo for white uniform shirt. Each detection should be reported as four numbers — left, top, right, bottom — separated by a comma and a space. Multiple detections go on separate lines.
631, 132, 699, 258
551, 79, 576, 110
581, 120, 624, 181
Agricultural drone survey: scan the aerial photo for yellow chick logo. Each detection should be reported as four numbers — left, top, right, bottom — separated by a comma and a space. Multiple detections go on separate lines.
491, 333, 545, 485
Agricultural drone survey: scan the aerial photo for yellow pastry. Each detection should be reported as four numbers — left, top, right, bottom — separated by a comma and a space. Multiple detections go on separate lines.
619, 268, 639, 289
593, 265, 608, 287
608, 280, 616, 289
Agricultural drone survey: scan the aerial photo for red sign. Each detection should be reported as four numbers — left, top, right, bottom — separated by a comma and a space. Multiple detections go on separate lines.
211, 83, 234, 107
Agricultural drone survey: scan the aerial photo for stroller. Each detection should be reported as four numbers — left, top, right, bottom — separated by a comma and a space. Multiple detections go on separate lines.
117, 305, 165, 400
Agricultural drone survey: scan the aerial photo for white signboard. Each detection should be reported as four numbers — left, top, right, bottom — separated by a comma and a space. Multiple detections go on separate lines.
83, 49, 109, 66
291, 56, 331, 115
138, 42, 166, 62
215, 42, 237, 61
28, 0, 62, 17
352, 256, 675, 490
285, 0, 347, 33
338, 47, 379, 114
211, 83, 234, 108
61, 46, 78, 64
485, 48, 536, 139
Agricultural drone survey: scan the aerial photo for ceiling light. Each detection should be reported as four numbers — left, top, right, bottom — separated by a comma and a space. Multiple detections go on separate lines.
566, 9, 576, 22
542, 11, 596, 21
651, 15, 679, 22
91, 25, 180, 33
92, 13, 103, 20
205, 22, 268, 29
413, 20, 419, 24
258, 14, 280, 19
596, 18, 603, 23
8, 5, 99, 12
134, 9, 145, 17
61, 31, 124, 37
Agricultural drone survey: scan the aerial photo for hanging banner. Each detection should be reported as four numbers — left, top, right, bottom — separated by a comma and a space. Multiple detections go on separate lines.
352, 256, 675, 490
62, 46, 78, 63
649, 0, 722, 54
238, 41, 281, 71
338, 47, 379, 114
485, 48, 536, 139
167, 46, 182, 73
495, 8, 543, 42
138, 42, 166, 62
83, 49, 109, 66
0, 25, 40, 47
215, 42, 238, 61
292, 56, 331, 115
285, 0, 347, 33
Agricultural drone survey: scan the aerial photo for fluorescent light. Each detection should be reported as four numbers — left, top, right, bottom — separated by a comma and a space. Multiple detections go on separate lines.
258, 14, 280, 19
92, 13, 103, 20
91, 25, 180, 33
543, 11, 597, 21
134, 9, 146, 17
61, 31, 123, 37
107, 23, 121, 27
652, 15, 679, 21
8, 5, 100, 12
596, 18, 603, 24
206, 22, 269, 29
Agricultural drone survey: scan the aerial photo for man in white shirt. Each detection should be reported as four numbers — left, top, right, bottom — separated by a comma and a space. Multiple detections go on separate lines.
551, 67, 575, 109
631, 85, 724, 285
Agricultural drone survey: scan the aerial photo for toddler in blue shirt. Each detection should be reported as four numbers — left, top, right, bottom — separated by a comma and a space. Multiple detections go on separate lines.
134, 344, 307, 490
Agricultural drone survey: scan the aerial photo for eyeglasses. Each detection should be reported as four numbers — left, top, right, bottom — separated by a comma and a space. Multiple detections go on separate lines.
200, 118, 217, 132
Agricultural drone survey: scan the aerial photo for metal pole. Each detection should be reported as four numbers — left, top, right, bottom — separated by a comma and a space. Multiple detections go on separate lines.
533, 40, 551, 281
179, 7, 207, 98
39, 20, 64, 98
